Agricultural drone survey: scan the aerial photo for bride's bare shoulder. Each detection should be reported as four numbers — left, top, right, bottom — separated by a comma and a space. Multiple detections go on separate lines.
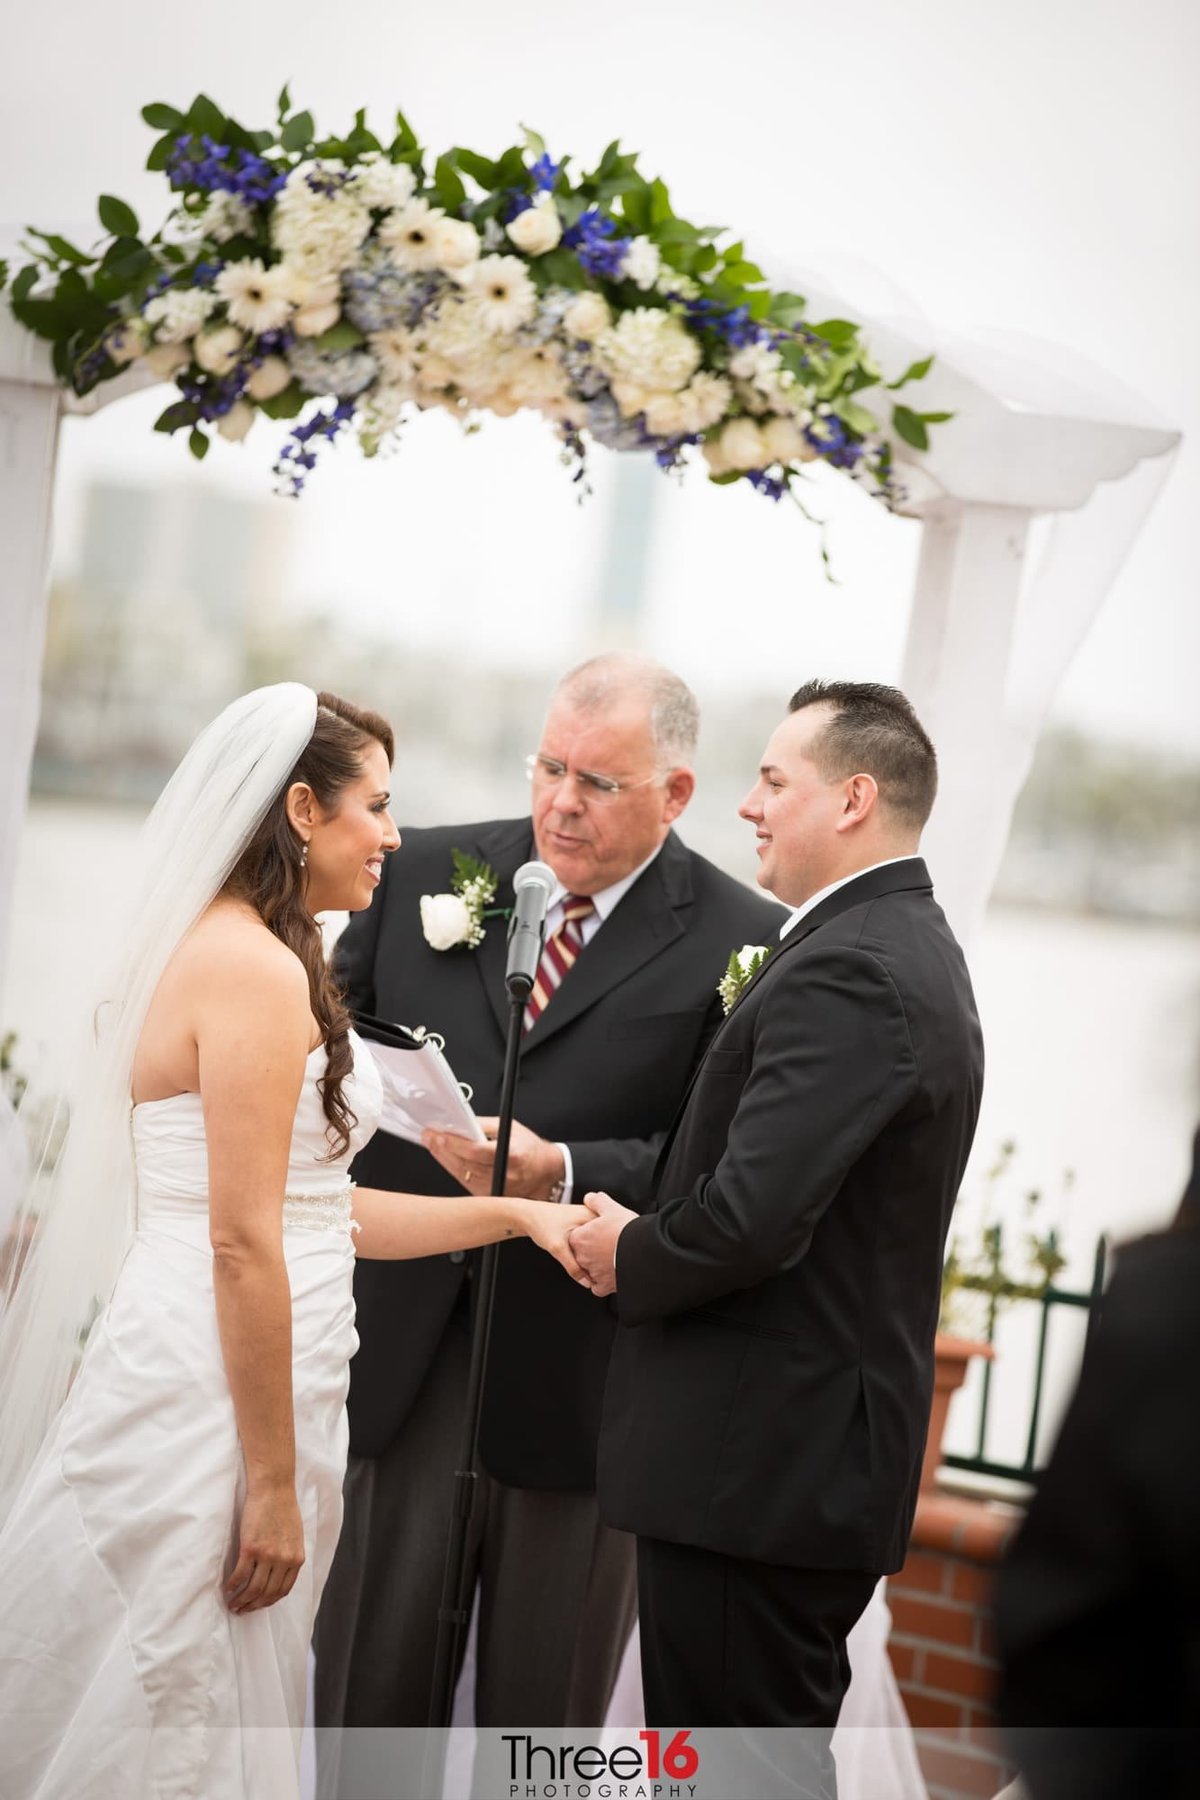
176, 900, 309, 1007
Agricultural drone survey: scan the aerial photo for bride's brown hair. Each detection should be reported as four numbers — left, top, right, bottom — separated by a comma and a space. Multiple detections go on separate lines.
224, 691, 395, 1158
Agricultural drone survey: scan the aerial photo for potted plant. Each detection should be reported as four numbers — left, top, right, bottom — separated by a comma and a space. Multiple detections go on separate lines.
924, 1143, 1070, 1490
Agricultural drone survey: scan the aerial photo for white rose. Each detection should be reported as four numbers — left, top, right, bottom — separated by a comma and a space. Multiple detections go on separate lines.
420, 892, 475, 951
192, 324, 244, 376
621, 235, 661, 290
761, 416, 809, 465
245, 356, 293, 400
719, 417, 769, 471
217, 401, 256, 442
143, 341, 191, 379
435, 218, 482, 274
506, 197, 562, 257
702, 436, 729, 476
293, 301, 342, 338
736, 944, 769, 975
563, 292, 611, 342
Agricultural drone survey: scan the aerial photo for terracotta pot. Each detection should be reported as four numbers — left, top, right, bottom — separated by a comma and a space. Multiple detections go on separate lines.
921, 1332, 995, 1492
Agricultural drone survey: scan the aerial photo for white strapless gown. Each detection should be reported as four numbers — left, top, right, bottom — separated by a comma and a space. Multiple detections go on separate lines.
0, 1035, 382, 1800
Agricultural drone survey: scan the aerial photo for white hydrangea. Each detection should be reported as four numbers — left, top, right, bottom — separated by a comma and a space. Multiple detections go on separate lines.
197, 192, 256, 244
597, 308, 701, 394
271, 165, 371, 280
346, 155, 418, 213
143, 288, 217, 344
683, 371, 733, 433
621, 236, 661, 290
358, 384, 411, 456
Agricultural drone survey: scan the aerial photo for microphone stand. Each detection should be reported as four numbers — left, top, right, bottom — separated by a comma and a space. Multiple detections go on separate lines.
422, 964, 537, 1793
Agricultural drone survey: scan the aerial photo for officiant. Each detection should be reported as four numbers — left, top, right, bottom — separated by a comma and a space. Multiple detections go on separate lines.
313, 652, 785, 1755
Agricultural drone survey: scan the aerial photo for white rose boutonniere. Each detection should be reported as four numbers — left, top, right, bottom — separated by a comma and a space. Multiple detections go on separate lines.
420, 850, 501, 952
717, 944, 773, 1015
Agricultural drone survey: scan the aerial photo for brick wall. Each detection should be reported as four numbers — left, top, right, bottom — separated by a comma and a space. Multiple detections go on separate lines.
887, 1492, 1023, 1800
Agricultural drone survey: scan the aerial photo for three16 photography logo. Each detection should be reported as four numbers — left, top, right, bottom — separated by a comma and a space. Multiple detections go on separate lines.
503, 1730, 700, 1799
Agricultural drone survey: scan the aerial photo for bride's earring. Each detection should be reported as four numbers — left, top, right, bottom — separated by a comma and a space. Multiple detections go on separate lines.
300, 840, 309, 868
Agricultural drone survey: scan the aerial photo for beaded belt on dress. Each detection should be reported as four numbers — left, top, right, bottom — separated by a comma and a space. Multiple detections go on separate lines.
282, 1183, 360, 1235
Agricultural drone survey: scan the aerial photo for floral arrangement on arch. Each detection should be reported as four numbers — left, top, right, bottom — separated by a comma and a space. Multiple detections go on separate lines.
2, 92, 948, 506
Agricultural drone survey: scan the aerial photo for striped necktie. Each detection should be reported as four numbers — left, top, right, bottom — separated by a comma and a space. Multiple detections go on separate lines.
524, 893, 596, 1031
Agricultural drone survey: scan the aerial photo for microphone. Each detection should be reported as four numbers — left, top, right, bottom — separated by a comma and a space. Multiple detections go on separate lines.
505, 861, 556, 1000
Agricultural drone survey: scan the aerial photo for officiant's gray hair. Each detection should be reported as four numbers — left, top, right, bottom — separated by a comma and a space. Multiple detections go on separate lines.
556, 654, 700, 766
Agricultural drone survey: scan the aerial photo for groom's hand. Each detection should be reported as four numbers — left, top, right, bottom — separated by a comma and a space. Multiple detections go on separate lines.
569, 1192, 635, 1297
422, 1118, 566, 1203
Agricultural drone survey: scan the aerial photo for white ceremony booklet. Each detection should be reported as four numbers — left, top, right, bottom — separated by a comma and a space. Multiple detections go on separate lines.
362, 1029, 487, 1146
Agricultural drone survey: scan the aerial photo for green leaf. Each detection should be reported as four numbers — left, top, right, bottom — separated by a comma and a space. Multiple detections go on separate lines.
0, 259, 7, 293
431, 154, 466, 211
98, 195, 140, 238
520, 123, 547, 159
892, 405, 929, 451
920, 410, 954, 424
26, 228, 91, 267
720, 260, 765, 288
186, 94, 226, 141
141, 102, 184, 131
391, 109, 419, 156
529, 247, 586, 291
154, 400, 199, 434
259, 382, 306, 420
836, 400, 879, 437
767, 290, 808, 327
886, 353, 934, 391
493, 146, 527, 188
707, 469, 743, 486
280, 111, 315, 153
618, 179, 652, 234
146, 132, 176, 173
649, 178, 673, 227
312, 320, 366, 353
252, 130, 275, 152
450, 147, 500, 189
810, 318, 859, 348
188, 427, 210, 460
277, 84, 292, 121
12, 264, 39, 304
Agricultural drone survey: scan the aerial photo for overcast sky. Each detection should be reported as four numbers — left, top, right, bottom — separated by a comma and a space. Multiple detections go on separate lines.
3, 0, 1197, 753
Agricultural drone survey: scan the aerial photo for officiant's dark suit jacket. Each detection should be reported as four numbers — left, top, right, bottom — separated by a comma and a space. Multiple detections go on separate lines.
334, 817, 786, 1489
598, 859, 984, 1573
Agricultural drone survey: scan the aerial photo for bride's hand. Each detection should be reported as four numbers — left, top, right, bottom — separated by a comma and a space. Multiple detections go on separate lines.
225, 1482, 306, 1613
515, 1200, 593, 1284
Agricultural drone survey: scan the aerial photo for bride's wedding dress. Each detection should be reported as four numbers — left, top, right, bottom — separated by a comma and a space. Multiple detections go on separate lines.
0, 1034, 382, 1800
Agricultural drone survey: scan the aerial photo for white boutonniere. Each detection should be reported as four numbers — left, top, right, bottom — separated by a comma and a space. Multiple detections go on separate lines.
420, 850, 501, 952
717, 943, 773, 1014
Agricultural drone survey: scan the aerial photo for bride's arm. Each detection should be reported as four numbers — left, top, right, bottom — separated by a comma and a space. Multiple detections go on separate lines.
353, 1188, 590, 1281
197, 935, 314, 1615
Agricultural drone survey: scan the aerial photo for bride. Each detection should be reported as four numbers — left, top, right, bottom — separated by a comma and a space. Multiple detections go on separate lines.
0, 685, 587, 1799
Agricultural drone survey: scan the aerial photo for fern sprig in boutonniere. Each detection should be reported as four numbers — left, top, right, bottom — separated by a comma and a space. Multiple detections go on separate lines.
717, 943, 773, 1015
420, 850, 502, 951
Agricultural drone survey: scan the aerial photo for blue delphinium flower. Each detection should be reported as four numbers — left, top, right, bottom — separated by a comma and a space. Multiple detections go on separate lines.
168, 135, 285, 204
530, 153, 562, 192
274, 401, 357, 496
805, 415, 862, 470
679, 293, 768, 350
502, 189, 534, 223
563, 209, 630, 282
177, 365, 249, 423
746, 469, 788, 501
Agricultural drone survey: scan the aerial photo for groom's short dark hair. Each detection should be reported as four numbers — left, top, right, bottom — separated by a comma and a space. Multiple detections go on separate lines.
788, 680, 938, 828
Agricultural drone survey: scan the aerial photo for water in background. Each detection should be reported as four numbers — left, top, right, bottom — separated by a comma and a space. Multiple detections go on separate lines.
5, 797, 1199, 1470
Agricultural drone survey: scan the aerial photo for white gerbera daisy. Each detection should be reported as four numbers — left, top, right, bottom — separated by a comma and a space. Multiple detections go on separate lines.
378, 198, 448, 272
214, 259, 294, 335
463, 255, 537, 335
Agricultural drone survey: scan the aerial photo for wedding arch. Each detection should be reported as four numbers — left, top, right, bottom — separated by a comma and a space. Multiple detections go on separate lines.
0, 95, 1181, 980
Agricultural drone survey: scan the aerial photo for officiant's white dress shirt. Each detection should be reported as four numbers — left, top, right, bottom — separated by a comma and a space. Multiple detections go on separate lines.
547, 846, 664, 1203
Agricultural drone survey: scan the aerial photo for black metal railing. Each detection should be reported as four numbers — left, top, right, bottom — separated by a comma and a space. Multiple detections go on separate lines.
941, 1233, 1109, 1485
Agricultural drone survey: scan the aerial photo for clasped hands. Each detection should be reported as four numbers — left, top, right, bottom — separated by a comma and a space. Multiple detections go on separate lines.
422, 1119, 634, 1295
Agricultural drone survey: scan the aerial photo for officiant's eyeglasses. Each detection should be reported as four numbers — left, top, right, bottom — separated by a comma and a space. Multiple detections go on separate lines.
525, 753, 662, 805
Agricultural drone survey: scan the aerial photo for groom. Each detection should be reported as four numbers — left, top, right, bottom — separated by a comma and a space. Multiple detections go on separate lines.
572, 682, 984, 1773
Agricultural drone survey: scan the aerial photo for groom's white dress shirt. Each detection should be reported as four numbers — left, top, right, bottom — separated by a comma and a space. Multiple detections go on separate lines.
778, 856, 923, 940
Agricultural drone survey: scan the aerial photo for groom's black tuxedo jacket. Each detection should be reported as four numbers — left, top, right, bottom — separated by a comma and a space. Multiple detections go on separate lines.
334, 817, 786, 1489
598, 859, 984, 1573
